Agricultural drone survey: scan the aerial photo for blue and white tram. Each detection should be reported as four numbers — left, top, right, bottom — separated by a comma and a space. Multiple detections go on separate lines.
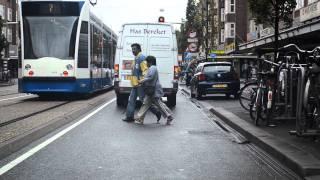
18, 0, 117, 95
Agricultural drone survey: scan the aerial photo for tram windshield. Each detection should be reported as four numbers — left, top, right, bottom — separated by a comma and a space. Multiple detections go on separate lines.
23, 17, 78, 59
22, 2, 83, 60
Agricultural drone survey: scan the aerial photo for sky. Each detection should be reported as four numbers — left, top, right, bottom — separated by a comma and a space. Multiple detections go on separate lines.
92, 0, 188, 34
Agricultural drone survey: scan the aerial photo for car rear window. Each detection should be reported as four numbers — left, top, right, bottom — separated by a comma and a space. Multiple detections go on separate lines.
203, 65, 231, 73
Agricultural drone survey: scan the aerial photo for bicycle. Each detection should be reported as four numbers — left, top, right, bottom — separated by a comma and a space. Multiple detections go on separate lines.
298, 47, 320, 136
249, 59, 278, 126
268, 44, 304, 123
278, 44, 320, 136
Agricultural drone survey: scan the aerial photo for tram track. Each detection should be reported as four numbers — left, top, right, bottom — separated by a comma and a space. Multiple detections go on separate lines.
0, 101, 71, 128
0, 95, 39, 108
0, 92, 20, 97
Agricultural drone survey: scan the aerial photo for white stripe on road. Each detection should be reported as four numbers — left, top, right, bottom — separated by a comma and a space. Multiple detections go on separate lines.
0, 94, 33, 102
0, 98, 116, 175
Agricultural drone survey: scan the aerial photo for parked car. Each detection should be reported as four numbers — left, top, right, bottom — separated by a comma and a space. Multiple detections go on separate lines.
190, 62, 240, 99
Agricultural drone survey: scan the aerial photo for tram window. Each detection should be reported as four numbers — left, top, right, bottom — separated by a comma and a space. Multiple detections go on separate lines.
78, 21, 89, 68
90, 25, 103, 68
80, 21, 88, 34
103, 34, 110, 69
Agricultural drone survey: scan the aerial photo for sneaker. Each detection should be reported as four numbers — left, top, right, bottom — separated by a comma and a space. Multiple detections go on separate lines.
166, 116, 173, 125
134, 119, 144, 125
122, 117, 134, 122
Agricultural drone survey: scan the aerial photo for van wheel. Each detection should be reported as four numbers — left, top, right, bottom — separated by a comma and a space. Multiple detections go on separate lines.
167, 94, 176, 107
116, 94, 128, 106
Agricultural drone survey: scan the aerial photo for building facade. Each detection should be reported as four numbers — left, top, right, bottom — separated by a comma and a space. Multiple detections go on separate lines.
0, 0, 18, 80
239, 0, 320, 55
217, 0, 248, 54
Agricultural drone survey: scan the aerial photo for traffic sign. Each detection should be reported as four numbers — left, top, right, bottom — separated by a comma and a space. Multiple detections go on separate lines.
188, 43, 198, 52
187, 38, 198, 43
210, 53, 216, 58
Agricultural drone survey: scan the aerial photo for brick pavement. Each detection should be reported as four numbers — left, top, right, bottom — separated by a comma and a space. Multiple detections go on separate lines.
180, 84, 320, 179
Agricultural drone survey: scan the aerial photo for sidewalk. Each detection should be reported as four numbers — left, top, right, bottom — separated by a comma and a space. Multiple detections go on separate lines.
180, 84, 320, 180
0, 79, 18, 96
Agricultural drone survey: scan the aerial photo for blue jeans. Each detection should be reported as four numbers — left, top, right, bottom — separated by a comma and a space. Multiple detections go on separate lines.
126, 86, 160, 118
126, 87, 142, 118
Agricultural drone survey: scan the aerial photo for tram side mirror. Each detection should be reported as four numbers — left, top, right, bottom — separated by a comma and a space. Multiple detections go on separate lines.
90, 0, 97, 6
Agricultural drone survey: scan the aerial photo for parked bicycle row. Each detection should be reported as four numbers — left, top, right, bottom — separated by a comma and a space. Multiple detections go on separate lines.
239, 43, 320, 137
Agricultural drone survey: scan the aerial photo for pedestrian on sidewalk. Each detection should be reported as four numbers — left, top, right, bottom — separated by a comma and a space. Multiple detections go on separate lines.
122, 43, 161, 122
135, 56, 174, 125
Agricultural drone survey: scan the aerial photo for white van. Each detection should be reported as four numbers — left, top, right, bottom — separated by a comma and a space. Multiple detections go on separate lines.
114, 23, 179, 106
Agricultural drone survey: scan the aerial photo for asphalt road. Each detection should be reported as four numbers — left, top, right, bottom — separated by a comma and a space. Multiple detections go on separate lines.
0, 91, 299, 179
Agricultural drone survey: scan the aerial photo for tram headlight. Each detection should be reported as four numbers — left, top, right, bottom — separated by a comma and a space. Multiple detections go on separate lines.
25, 64, 31, 70
63, 71, 69, 76
66, 64, 73, 70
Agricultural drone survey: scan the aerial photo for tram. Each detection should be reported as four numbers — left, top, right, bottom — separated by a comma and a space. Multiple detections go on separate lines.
18, 0, 117, 96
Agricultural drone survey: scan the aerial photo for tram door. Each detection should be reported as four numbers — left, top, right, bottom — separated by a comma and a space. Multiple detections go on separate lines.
102, 34, 112, 87
90, 25, 103, 90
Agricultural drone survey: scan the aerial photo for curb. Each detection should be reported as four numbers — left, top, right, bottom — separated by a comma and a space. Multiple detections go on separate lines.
0, 89, 113, 160
210, 107, 320, 178
180, 87, 190, 96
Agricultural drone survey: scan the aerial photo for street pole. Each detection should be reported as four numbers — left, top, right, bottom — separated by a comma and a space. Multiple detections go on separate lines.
205, 0, 210, 61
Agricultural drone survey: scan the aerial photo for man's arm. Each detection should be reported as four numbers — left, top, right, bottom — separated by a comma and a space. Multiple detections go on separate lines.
140, 67, 156, 84
140, 60, 148, 76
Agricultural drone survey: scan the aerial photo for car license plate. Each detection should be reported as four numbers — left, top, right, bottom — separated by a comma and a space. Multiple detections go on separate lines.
212, 84, 227, 88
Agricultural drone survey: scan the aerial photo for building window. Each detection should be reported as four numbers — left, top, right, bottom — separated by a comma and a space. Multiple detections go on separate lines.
308, 0, 318, 4
7, 28, 12, 43
221, 8, 225, 22
225, 0, 235, 14
225, 22, 235, 38
221, 29, 225, 43
0, 5, 4, 19
230, 0, 235, 13
214, 0, 218, 8
295, 0, 304, 9
230, 23, 235, 37
7, 8, 12, 21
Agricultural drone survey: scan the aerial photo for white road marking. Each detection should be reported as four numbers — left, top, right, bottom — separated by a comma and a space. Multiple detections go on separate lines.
0, 94, 33, 102
0, 98, 116, 175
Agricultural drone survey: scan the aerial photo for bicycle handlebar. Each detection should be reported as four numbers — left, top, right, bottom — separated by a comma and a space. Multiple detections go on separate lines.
257, 58, 280, 67
279, 44, 305, 53
279, 43, 320, 56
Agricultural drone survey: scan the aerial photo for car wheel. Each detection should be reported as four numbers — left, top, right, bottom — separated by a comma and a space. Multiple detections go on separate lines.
225, 93, 230, 98
190, 85, 195, 98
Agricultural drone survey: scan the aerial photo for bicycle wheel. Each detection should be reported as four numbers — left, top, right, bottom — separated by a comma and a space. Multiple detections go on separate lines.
304, 78, 320, 129
250, 88, 267, 126
239, 82, 258, 111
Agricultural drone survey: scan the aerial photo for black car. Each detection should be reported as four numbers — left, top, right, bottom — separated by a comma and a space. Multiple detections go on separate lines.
190, 62, 240, 99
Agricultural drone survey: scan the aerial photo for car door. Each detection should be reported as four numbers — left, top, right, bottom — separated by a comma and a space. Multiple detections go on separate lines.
191, 65, 202, 91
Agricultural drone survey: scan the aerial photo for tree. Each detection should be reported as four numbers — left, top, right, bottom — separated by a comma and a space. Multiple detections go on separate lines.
248, 0, 296, 59
176, 23, 188, 54
0, 16, 8, 59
